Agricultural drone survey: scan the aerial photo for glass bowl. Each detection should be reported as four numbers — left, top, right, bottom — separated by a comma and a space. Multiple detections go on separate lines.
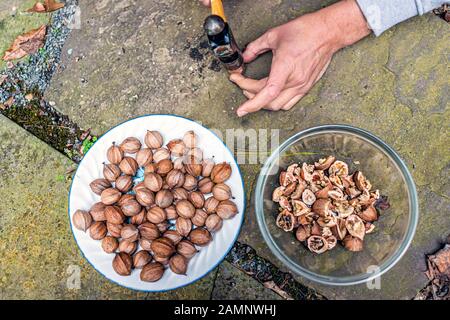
255, 125, 418, 286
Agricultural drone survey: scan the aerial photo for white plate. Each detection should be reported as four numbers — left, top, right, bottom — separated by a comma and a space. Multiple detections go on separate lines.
68, 115, 245, 292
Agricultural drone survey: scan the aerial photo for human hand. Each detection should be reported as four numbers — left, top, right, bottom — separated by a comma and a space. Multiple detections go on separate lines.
199, 0, 211, 7
231, 0, 370, 117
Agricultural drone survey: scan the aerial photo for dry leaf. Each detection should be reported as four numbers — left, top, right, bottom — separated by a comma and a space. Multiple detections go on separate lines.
27, 2, 46, 12
1, 96, 15, 110
2, 25, 47, 61
27, 0, 65, 13
0, 75, 7, 86
263, 281, 294, 300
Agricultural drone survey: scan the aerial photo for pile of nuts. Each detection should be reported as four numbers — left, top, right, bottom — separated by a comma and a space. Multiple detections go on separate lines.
272, 156, 385, 253
72, 130, 238, 282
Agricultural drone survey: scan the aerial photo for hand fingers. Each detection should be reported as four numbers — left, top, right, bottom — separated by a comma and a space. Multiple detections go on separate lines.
315, 58, 331, 83
281, 94, 304, 110
242, 31, 274, 63
278, 58, 331, 111
199, 0, 211, 7
236, 57, 291, 116
264, 87, 298, 110
242, 90, 255, 99
230, 73, 267, 93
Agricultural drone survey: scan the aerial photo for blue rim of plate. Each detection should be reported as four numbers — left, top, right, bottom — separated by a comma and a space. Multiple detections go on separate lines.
68, 114, 246, 292
255, 124, 419, 286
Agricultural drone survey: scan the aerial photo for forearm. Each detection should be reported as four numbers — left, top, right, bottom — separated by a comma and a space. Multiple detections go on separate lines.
321, 0, 371, 50
356, 0, 449, 36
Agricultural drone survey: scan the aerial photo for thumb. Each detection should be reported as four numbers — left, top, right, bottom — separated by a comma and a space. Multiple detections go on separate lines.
242, 31, 274, 63
199, 0, 211, 7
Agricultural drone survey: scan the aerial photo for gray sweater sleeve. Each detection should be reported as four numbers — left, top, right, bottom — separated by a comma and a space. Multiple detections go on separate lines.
356, 0, 447, 36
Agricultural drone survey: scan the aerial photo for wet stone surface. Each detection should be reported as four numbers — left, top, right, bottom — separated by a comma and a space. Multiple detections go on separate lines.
212, 261, 282, 300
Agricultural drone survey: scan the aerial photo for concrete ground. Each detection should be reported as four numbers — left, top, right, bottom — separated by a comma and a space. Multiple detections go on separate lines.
0, 0, 449, 299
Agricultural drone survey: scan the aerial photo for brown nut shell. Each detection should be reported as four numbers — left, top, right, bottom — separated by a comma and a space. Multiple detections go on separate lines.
89, 178, 112, 195
176, 240, 198, 259
167, 139, 186, 157
72, 210, 93, 231
175, 217, 192, 237
183, 131, 196, 149
103, 163, 121, 182
198, 177, 214, 194
169, 254, 188, 275
89, 221, 107, 240
163, 230, 183, 245
136, 148, 153, 167
118, 240, 137, 255
155, 189, 174, 208
107, 142, 123, 164
90, 202, 107, 221
166, 169, 185, 188
120, 137, 141, 154
165, 205, 178, 220
205, 214, 223, 232
212, 183, 231, 201
183, 174, 197, 191
176, 199, 196, 219
119, 157, 139, 176
144, 173, 163, 192
189, 228, 212, 246
107, 222, 123, 238
135, 188, 155, 207
102, 236, 119, 253
146, 206, 167, 224
210, 162, 232, 183
140, 262, 164, 282
133, 250, 152, 269
145, 130, 163, 149
113, 252, 133, 276
191, 209, 208, 227
105, 206, 125, 224
216, 200, 238, 220
101, 188, 121, 205
189, 191, 205, 209
204, 197, 220, 214
150, 237, 175, 258
121, 224, 139, 242
138, 222, 160, 240
115, 175, 133, 193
